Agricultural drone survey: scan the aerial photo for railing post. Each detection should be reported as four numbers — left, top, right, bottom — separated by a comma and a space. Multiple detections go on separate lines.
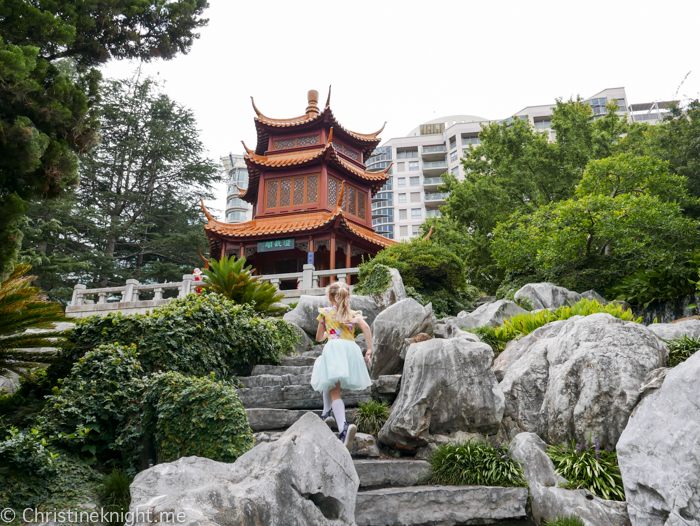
97, 292, 108, 304
337, 272, 347, 284
270, 278, 280, 290
179, 275, 194, 297
71, 284, 86, 306
312, 271, 319, 289
302, 264, 315, 289
154, 288, 163, 301
123, 279, 139, 303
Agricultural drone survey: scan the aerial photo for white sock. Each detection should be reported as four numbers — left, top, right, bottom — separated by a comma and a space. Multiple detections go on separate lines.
322, 391, 332, 416
332, 399, 346, 432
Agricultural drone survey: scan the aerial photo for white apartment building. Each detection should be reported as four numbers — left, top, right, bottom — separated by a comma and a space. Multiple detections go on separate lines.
366, 87, 676, 241
221, 153, 253, 223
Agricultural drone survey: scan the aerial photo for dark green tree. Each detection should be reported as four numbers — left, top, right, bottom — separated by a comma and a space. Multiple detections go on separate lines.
0, 0, 210, 278
21, 76, 222, 303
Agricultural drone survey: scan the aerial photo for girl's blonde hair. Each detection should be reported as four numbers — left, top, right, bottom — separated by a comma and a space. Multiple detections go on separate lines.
327, 281, 352, 323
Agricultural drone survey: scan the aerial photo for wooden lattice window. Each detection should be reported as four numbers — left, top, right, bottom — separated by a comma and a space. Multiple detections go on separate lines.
293, 178, 304, 205
348, 186, 356, 215
274, 138, 295, 149
358, 190, 367, 219
328, 177, 338, 206
267, 180, 278, 208
333, 141, 360, 161
297, 135, 319, 146
274, 135, 319, 150
266, 174, 319, 210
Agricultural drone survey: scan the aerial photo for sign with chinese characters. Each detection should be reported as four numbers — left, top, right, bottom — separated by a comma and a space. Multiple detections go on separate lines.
257, 238, 295, 253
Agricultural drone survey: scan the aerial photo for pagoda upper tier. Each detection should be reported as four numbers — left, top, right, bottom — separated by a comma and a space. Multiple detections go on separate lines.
238, 88, 391, 206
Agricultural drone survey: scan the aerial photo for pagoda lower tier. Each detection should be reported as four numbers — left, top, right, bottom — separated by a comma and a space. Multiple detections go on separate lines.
201, 199, 394, 287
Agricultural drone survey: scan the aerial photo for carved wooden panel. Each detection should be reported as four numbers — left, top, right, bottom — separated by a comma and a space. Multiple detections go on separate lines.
267, 180, 278, 208
308, 175, 318, 203
274, 138, 295, 149
328, 177, 338, 206
294, 178, 304, 205
358, 190, 367, 219
280, 179, 292, 207
297, 135, 319, 146
348, 186, 357, 215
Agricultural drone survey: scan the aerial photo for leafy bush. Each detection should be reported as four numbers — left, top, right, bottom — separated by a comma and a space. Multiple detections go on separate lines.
428, 438, 527, 487
65, 294, 299, 377
0, 427, 60, 474
358, 240, 472, 317
202, 255, 285, 315
143, 372, 254, 463
543, 515, 585, 526
353, 264, 392, 296
547, 438, 625, 501
0, 263, 68, 381
665, 335, 700, 366
493, 298, 641, 344
467, 326, 509, 354
354, 400, 389, 435
38, 344, 146, 466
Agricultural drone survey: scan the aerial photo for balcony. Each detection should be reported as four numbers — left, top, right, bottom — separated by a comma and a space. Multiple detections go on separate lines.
423, 176, 444, 190
424, 192, 449, 207
422, 160, 448, 175
422, 145, 446, 161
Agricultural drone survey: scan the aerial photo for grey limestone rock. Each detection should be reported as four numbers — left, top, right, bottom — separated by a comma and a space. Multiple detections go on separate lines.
491, 320, 567, 379
452, 299, 527, 330
353, 459, 430, 489
646, 318, 700, 341
370, 298, 433, 380
288, 321, 313, 354
351, 433, 380, 458
378, 337, 503, 452
367, 267, 407, 311
509, 432, 631, 526
514, 282, 582, 310
617, 351, 700, 526
130, 413, 359, 526
499, 313, 667, 450
580, 289, 608, 304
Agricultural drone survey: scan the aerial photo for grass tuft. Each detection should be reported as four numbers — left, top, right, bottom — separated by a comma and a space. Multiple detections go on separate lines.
354, 400, 389, 436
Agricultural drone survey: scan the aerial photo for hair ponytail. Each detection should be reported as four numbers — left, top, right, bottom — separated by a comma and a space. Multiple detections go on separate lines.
327, 281, 352, 323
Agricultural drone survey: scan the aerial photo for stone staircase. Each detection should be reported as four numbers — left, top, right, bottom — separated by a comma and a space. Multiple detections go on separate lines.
240, 352, 529, 525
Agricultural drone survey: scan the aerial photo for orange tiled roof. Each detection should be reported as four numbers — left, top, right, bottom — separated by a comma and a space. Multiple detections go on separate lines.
201, 201, 396, 249
239, 140, 391, 203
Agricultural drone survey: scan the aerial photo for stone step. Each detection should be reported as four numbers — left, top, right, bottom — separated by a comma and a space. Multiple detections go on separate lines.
354, 485, 529, 526
280, 355, 317, 366
353, 459, 431, 489
251, 365, 313, 376
237, 384, 371, 410
254, 429, 379, 458
246, 408, 355, 431
240, 373, 312, 388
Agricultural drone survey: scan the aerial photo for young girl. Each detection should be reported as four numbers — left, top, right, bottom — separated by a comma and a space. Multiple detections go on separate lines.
310, 281, 373, 451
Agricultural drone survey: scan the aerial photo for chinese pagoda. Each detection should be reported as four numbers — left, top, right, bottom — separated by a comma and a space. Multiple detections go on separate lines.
201, 88, 396, 286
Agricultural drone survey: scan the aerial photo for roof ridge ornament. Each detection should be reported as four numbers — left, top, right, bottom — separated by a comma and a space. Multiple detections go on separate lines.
306, 89, 320, 117
241, 141, 253, 155
200, 198, 214, 221
336, 180, 346, 208
250, 96, 264, 117
371, 121, 387, 137
326, 85, 332, 108
326, 127, 334, 145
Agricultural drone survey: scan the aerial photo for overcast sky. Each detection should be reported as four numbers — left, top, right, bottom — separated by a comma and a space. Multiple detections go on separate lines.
102, 0, 700, 218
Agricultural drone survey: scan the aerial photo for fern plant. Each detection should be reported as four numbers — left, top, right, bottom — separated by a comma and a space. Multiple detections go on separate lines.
0, 263, 68, 381
201, 255, 285, 315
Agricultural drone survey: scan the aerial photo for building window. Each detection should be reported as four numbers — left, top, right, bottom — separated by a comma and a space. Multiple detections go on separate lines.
267, 174, 319, 210
398, 193, 407, 204
462, 134, 480, 145
450, 150, 458, 163
400, 225, 408, 236
534, 117, 552, 129
397, 149, 418, 159
399, 209, 408, 220
333, 140, 359, 161
410, 176, 419, 186
410, 192, 421, 203
328, 176, 366, 219
227, 210, 247, 222
412, 225, 420, 236
449, 136, 456, 150
408, 161, 419, 171
227, 197, 247, 209
451, 166, 459, 175
398, 162, 405, 172
411, 208, 421, 219
274, 135, 319, 149
398, 177, 406, 187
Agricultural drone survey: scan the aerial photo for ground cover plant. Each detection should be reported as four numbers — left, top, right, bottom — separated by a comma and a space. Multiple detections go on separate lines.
354, 400, 389, 436
547, 438, 625, 501
543, 515, 585, 526
664, 335, 700, 366
428, 437, 527, 487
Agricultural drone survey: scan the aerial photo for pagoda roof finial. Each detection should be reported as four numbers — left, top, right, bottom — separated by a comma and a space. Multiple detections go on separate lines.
306, 89, 320, 117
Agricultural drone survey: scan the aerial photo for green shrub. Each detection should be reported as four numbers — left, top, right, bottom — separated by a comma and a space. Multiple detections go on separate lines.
547, 438, 625, 501
354, 400, 389, 435
358, 240, 472, 317
665, 335, 700, 366
467, 326, 509, 354
99, 468, 133, 526
143, 372, 254, 463
428, 438, 527, 487
353, 264, 392, 296
65, 294, 299, 377
201, 255, 285, 315
543, 515, 585, 526
38, 343, 146, 466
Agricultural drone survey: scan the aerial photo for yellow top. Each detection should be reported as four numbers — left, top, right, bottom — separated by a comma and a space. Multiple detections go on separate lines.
317, 307, 360, 341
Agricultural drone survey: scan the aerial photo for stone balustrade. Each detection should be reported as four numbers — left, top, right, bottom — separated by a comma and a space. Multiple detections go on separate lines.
64, 266, 360, 317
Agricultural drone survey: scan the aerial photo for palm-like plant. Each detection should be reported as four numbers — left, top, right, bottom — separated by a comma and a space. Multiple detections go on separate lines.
0, 264, 68, 381
201, 256, 285, 315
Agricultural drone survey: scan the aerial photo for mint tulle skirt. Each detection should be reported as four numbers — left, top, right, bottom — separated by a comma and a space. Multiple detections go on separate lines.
310, 339, 372, 393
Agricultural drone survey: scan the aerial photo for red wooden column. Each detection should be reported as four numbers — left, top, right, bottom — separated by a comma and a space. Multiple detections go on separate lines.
239, 245, 245, 259
345, 241, 352, 285
309, 236, 314, 257
330, 233, 336, 283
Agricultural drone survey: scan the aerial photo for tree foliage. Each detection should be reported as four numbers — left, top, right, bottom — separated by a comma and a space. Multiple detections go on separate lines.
21, 75, 222, 302
0, 0, 210, 278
